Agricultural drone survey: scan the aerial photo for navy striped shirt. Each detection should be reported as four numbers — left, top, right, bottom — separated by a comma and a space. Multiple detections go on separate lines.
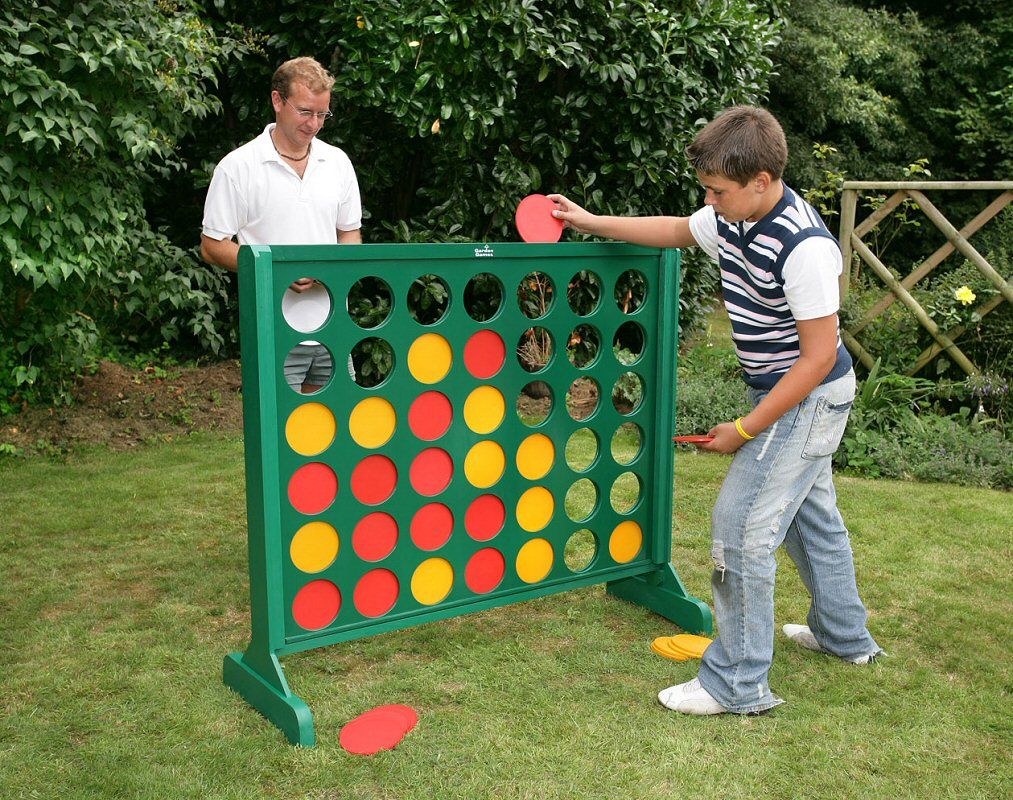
714, 184, 852, 389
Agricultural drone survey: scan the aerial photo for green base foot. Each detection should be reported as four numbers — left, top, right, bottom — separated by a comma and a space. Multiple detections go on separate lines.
223, 651, 315, 746
607, 563, 713, 634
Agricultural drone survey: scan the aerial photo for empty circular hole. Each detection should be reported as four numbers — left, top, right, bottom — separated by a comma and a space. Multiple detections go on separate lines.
565, 478, 598, 522
347, 277, 392, 329
567, 270, 601, 316
565, 428, 599, 472
517, 327, 553, 373
611, 372, 644, 415
351, 337, 395, 388
567, 324, 601, 368
408, 274, 450, 325
611, 423, 643, 465
614, 270, 646, 314
464, 273, 503, 322
282, 279, 331, 333
564, 529, 598, 572
613, 321, 645, 366
610, 472, 642, 514
566, 376, 600, 421
517, 271, 554, 319
517, 381, 553, 426
284, 341, 334, 394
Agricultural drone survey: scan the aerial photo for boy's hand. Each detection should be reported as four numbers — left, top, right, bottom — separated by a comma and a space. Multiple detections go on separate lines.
547, 194, 597, 234
700, 421, 748, 454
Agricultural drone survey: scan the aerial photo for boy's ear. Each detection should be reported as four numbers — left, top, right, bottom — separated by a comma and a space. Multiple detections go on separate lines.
753, 171, 773, 192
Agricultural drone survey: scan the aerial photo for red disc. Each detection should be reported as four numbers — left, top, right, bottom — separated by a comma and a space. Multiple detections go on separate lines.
288, 462, 338, 515
352, 512, 399, 561
673, 435, 715, 444
339, 709, 411, 755
351, 455, 398, 505
409, 448, 453, 496
464, 494, 505, 541
465, 548, 506, 594
354, 569, 399, 618
515, 194, 564, 243
408, 391, 453, 441
292, 579, 341, 630
368, 704, 419, 733
410, 503, 454, 550
463, 330, 506, 379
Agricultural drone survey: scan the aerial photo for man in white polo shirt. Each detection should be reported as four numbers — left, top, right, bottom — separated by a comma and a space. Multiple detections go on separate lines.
201, 56, 361, 392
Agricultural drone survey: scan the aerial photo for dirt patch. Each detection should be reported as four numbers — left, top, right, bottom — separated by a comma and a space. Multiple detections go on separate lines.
0, 360, 244, 454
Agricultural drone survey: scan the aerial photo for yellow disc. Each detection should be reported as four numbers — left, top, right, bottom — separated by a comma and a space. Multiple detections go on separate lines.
516, 433, 555, 480
290, 522, 339, 573
463, 385, 506, 434
609, 520, 643, 563
516, 538, 554, 583
285, 402, 336, 456
407, 333, 452, 384
348, 397, 396, 448
516, 486, 554, 532
411, 557, 454, 605
464, 440, 505, 488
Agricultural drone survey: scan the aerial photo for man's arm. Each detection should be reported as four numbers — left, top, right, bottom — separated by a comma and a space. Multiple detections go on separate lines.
200, 234, 240, 272
338, 229, 362, 244
547, 194, 697, 248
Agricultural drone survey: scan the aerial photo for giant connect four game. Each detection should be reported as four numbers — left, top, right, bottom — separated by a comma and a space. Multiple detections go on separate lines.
223, 242, 712, 745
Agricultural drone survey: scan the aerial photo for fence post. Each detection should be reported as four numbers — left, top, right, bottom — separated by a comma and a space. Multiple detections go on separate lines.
838, 188, 858, 300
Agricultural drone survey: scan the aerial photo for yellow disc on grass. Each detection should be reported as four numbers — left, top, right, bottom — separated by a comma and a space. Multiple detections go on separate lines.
609, 520, 643, 563
411, 557, 454, 605
516, 486, 554, 532
285, 402, 336, 456
463, 386, 506, 434
516, 538, 554, 584
349, 397, 396, 448
516, 433, 555, 480
407, 333, 452, 384
290, 522, 340, 573
464, 440, 505, 488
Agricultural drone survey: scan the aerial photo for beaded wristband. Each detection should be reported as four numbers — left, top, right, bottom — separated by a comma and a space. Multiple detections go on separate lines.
735, 417, 755, 440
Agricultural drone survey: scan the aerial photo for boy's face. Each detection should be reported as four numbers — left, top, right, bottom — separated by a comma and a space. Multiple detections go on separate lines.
697, 172, 778, 223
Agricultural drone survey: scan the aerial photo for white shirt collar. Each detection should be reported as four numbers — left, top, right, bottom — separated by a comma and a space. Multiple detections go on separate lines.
258, 123, 322, 164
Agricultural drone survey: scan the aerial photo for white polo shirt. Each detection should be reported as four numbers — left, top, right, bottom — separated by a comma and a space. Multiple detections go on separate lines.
202, 124, 361, 245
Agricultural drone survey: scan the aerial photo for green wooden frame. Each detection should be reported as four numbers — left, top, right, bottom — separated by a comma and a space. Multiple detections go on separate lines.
223, 242, 711, 745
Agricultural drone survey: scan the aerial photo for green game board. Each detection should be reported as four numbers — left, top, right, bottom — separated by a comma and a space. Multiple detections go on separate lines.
224, 242, 712, 745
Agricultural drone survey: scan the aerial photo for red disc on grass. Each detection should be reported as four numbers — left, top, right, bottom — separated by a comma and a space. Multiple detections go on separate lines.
465, 547, 506, 594
288, 462, 338, 515
410, 503, 454, 550
464, 494, 506, 541
408, 391, 453, 440
339, 708, 413, 755
291, 579, 341, 630
352, 512, 399, 562
351, 454, 398, 505
409, 448, 453, 496
354, 568, 399, 618
369, 704, 419, 733
515, 194, 564, 243
463, 330, 506, 379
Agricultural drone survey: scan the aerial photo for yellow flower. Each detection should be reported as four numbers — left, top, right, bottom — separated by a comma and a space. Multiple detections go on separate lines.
356, 15, 365, 29
954, 285, 976, 306
431, 118, 441, 134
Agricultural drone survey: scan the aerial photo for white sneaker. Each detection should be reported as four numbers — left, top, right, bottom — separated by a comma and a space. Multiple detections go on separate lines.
782, 624, 883, 665
657, 677, 728, 715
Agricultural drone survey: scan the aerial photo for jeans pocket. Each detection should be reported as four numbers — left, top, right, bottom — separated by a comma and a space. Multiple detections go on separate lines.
801, 396, 853, 459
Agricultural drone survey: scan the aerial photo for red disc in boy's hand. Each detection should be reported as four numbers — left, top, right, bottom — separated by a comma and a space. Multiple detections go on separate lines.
673, 435, 715, 444
515, 194, 564, 243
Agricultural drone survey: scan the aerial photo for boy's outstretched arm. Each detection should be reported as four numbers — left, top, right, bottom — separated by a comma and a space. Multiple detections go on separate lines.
547, 194, 697, 249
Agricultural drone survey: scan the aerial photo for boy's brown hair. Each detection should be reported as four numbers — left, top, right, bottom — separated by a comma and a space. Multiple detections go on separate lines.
686, 106, 788, 185
272, 57, 335, 97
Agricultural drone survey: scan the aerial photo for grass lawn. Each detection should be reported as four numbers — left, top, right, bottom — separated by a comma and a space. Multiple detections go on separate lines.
1, 433, 1009, 799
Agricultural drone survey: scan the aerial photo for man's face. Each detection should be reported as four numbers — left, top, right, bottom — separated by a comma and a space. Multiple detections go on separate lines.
271, 81, 331, 148
696, 172, 771, 223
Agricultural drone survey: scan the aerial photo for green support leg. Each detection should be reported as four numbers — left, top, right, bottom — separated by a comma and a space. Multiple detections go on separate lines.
223, 650, 316, 746
606, 563, 713, 635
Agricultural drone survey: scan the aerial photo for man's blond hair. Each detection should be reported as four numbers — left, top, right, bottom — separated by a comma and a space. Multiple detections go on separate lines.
272, 57, 335, 96
686, 106, 788, 185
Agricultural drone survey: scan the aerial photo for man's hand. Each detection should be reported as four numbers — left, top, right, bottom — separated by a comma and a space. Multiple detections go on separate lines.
546, 194, 598, 234
289, 277, 317, 293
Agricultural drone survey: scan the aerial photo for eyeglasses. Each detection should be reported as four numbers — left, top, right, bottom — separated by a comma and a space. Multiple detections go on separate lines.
280, 95, 333, 121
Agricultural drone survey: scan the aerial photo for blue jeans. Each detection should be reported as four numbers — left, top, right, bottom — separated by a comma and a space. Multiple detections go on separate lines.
697, 370, 881, 713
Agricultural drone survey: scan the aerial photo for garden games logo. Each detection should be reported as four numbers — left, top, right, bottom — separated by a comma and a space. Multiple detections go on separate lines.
473, 245, 494, 258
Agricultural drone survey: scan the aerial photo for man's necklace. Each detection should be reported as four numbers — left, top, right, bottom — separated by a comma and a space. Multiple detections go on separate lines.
271, 132, 310, 162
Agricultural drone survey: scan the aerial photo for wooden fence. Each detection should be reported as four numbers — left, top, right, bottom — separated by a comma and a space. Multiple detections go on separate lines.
837, 181, 1013, 376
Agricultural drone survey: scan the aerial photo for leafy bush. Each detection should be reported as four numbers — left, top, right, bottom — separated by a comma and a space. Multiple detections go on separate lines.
675, 345, 750, 436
